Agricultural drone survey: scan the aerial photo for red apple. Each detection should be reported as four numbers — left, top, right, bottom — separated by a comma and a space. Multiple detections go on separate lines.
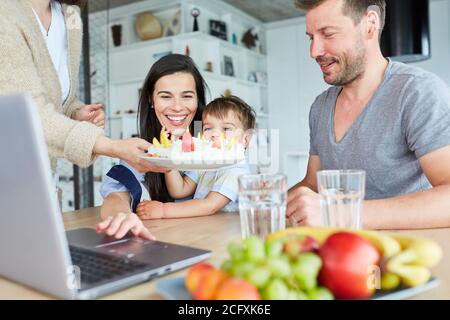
319, 232, 380, 299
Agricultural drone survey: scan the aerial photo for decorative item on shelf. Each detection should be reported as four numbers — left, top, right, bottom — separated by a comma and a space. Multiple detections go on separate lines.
111, 24, 122, 47
125, 109, 137, 114
241, 27, 259, 50
191, 8, 200, 32
115, 110, 121, 115
185, 45, 190, 57
248, 72, 257, 83
232, 33, 238, 45
206, 61, 213, 73
163, 10, 181, 37
135, 11, 162, 41
254, 71, 268, 85
223, 56, 234, 77
209, 20, 227, 41
223, 89, 232, 97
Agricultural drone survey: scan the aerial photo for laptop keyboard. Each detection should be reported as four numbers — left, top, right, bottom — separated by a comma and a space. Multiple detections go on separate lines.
69, 246, 150, 287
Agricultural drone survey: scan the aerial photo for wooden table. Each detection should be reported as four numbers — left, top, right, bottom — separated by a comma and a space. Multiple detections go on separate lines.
0, 207, 448, 299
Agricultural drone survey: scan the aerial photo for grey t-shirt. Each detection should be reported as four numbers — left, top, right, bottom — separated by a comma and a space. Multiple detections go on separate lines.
309, 60, 450, 200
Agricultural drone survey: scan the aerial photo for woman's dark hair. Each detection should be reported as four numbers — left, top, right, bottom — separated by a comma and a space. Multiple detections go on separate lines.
138, 54, 207, 202
57, 0, 87, 8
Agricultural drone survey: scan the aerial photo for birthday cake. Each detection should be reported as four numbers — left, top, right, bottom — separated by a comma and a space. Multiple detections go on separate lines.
145, 129, 246, 165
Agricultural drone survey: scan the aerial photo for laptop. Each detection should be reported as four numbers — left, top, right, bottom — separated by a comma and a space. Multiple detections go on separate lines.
0, 93, 211, 299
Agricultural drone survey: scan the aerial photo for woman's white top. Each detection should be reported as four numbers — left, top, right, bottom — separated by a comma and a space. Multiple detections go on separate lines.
32, 0, 70, 103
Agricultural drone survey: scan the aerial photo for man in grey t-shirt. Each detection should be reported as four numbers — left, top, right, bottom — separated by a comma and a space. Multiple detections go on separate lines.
288, 0, 450, 229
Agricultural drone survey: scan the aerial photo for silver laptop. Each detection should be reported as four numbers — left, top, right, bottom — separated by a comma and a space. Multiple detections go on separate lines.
0, 93, 211, 299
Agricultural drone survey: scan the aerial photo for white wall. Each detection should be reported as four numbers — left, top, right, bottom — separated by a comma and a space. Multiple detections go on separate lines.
266, 0, 450, 187
266, 16, 328, 187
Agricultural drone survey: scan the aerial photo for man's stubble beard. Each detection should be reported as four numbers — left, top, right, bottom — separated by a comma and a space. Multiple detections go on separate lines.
325, 38, 367, 86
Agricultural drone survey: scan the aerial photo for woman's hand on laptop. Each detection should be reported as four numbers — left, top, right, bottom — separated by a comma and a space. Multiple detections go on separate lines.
96, 212, 156, 240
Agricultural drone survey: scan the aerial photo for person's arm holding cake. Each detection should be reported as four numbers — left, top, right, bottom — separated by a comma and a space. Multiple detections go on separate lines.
136, 96, 256, 220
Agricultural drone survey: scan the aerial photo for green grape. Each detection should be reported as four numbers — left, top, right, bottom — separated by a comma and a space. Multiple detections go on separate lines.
307, 287, 334, 300
231, 260, 256, 278
267, 256, 292, 279
220, 260, 233, 273
227, 241, 245, 261
265, 239, 283, 258
263, 279, 289, 300
284, 276, 299, 291
245, 266, 272, 289
292, 252, 322, 291
287, 290, 298, 300
297, 252, 322, 271
296, 290, 309, 300
284, 239, 302, 259
243, 236, 266, 262
293, 265, 317, 291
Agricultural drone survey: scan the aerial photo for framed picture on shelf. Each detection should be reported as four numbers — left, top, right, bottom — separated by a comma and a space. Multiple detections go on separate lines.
223, 56, 235, 77
209, 20, 227, 41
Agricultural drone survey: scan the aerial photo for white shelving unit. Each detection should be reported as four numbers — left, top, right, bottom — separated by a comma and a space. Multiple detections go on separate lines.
99, 0, 269, 140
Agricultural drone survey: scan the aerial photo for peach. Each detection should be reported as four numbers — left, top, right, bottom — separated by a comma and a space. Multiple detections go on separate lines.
185, 262, 214, 294
194, 269, 229, 300
215, 278, 261, 300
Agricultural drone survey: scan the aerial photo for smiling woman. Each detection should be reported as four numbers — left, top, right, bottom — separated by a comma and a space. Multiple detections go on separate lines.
96, 54, 208, 240
138, 54, 207, 202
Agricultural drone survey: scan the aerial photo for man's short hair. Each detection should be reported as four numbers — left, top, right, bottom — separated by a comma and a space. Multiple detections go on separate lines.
295, 0, 386, 40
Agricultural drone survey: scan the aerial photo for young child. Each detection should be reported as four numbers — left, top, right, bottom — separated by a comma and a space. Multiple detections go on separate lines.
135, 96, 256, 219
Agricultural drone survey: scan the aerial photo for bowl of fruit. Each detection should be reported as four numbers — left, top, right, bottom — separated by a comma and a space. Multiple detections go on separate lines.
156, 227, 442, 300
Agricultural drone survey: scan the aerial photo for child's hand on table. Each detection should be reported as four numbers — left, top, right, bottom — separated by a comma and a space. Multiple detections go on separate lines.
136, 200, 165, 220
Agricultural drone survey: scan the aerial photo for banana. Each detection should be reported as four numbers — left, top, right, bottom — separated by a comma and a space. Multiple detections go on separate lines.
387, 233, 443, 268
381, 234, 442, 288
380, 272, 401, 291
267, 227, 402, 259
355, 230, 402, 259
386, 263, 431, 288
267, 227, 333, 244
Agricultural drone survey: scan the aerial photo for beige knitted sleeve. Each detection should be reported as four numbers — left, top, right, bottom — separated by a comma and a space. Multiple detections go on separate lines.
0, 20, 104, 167
64, 98, 85, 119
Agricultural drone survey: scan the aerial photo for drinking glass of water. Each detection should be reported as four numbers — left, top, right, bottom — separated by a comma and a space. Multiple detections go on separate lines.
238, 174, 287, 239
317, 170, 366, 229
